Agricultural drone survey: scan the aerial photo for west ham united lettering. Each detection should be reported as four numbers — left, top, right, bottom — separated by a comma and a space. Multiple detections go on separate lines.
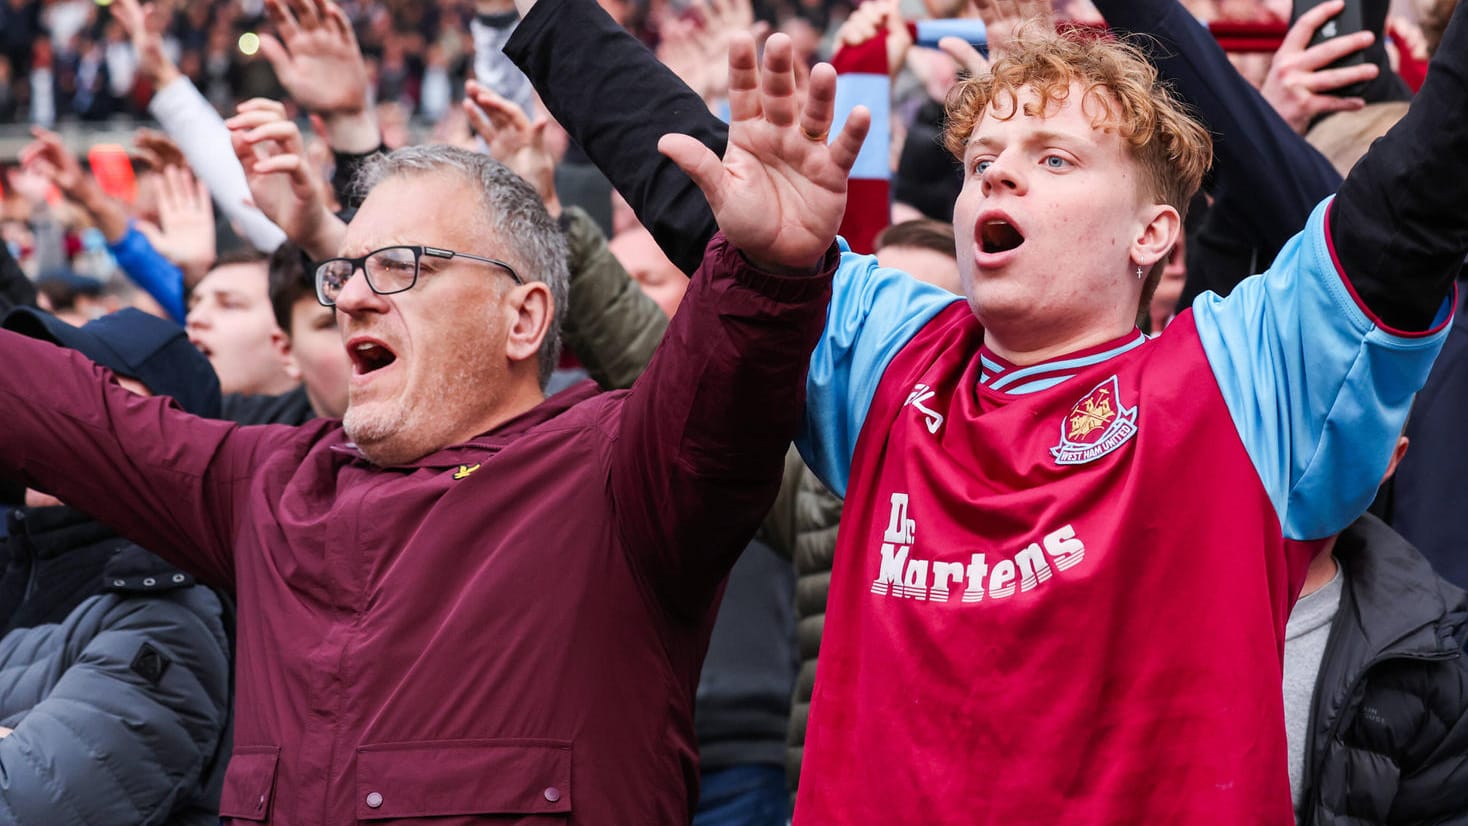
1050, 375, 1138, 466
869, 493, 1087, 604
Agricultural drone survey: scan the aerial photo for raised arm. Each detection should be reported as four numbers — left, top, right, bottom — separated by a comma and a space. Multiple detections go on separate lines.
505, 0, 724, 275
1328, 0, 1468, 330
114, 0, 287, 254
612, 34, 868, 611
258, 0, 384, 210
0, 335, 279, 588
1186, 3, 1467, 542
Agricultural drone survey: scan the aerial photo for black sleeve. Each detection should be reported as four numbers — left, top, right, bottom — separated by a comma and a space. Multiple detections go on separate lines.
0, 243, 37, 315
1095, 0, 1342, 265
332, 144, 389, 211
1329, 0, 1468, 331
504, 0, 722, 276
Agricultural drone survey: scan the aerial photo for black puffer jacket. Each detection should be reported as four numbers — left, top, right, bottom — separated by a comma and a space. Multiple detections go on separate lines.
1300, 514, 1468, 825
0, 506, 232, 825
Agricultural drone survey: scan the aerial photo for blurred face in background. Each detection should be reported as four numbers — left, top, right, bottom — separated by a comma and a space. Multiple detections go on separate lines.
610, 226, 687, 319
188, 260, 300, 396
280, 296, 351, 418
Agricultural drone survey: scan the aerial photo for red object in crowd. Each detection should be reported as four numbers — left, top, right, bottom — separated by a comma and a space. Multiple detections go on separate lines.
1390, 29, 1429, 92
1207, 20, 1289, 53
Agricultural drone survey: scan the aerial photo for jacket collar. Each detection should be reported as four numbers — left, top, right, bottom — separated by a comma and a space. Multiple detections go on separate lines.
1333, 513, 1468, 661
329, 380, 604, 469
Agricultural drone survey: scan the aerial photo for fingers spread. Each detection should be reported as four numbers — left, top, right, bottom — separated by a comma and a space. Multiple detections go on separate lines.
799, 62, 838, 142
759, 33, 798, 128
726, 32, 762, 122
266, 0, 301, 38
828, 105, 871, 175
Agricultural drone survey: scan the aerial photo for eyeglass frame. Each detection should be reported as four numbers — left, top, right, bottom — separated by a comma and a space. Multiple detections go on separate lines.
313, 244, 524, 307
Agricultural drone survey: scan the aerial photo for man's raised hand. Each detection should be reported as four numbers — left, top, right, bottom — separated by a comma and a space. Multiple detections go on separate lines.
658, 33, 869, 273
974, 0, 1057, 60
259, 0, 371, 116
113, 0, 181, 91
154, 165, 217, 286
227, 99, 344, 259
464, 80, 561, 218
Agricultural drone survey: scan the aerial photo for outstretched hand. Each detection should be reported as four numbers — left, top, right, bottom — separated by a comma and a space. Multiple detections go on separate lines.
153, 165, 217, 286
974, 0, 1057, 60
112, 0, 181, 90
464, 80, 561, 218
260, 0, 371, 116
227, 99, 344, 259
658, 33, 869, 273
18, 128, 89, 199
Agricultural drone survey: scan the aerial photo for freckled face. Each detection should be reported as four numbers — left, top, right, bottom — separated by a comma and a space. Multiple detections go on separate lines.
953, 82, 1157, 340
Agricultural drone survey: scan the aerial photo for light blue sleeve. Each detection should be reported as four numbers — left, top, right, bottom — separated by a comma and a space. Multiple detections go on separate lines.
108, 226, 186, 324
1193, 197, 1452, 540
796, 242, 962, 497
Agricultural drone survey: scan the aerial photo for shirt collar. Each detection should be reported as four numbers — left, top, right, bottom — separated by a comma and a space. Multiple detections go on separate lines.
979, 329, 1148, 396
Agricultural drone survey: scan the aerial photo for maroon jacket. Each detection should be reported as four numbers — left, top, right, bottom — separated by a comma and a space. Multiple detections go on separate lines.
0, 236, 835, 825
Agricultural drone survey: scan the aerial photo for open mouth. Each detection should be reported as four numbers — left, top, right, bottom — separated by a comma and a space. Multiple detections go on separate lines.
979, 219, 1025, 254
350, 340, 398, 375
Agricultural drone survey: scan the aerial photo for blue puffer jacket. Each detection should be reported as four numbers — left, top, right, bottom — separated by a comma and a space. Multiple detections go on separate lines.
0, 528, 231, 825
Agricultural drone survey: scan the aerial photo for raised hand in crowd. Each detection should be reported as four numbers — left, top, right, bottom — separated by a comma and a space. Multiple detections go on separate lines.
692, 0, 765, 99
464, 79, 562, 219
1261, 0, 1381, 134
133, 128, 188, 172
938, 35, 990, 76
112, 0, 182, 91
227, 98, 345, 260
659, 32, 869, 272
151, 166, 217, 287
19, 128, 128, 242
973, 0, 1057, 58
835, 0, 913, 78
657, 17, 718, 104
259, 0, 379, 153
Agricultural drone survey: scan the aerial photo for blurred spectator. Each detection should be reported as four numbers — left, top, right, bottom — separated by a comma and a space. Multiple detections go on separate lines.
185, 249, 300, 398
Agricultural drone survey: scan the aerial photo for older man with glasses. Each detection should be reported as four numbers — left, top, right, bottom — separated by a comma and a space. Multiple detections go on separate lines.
0, 32, 868, 825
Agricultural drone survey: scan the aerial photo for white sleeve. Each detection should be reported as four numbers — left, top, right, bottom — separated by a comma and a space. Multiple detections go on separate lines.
147, 78, 287, 253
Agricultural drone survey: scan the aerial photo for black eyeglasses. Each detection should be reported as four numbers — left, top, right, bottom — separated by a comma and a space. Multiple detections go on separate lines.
314, 245, 523, 307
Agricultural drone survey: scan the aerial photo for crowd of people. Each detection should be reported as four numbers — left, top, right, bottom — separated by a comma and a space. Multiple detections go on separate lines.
0, 0, 1465, 823
0, 0, 868, 126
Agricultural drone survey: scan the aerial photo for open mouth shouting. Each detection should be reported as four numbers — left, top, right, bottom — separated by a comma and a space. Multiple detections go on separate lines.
347, 337, 399, 384
976, 211, 1026, 267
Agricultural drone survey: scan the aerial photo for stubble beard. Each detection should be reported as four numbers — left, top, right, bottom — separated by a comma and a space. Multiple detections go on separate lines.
341, 349, 499, 466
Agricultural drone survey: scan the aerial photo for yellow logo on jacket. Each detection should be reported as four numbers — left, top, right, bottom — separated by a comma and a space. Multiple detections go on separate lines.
452, 464, 481, 480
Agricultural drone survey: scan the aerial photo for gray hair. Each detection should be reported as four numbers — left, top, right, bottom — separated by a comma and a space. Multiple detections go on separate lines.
354, 145, 570, 389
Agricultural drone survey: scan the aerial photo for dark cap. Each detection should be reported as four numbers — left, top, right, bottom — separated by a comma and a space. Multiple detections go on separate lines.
2, 307, 221, 419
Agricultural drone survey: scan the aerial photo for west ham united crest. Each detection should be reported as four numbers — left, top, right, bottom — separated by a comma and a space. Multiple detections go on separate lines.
1050, 375, 1138, 466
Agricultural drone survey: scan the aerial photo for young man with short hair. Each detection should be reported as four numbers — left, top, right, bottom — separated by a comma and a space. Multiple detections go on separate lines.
649, 16, 1467, 825
186, 249, 300, 399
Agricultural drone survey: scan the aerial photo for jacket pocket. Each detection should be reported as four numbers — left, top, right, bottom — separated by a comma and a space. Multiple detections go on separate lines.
218, 746, 281, 821
355, 738, 572, 820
